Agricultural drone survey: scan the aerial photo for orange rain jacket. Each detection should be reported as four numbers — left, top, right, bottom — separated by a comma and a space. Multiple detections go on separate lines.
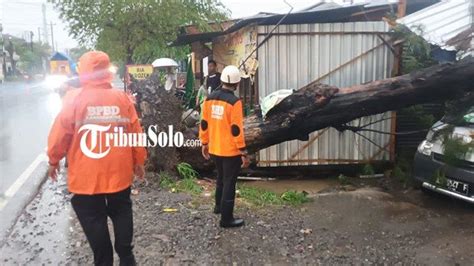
199, 88, 246, 157
47, 51, 147, 195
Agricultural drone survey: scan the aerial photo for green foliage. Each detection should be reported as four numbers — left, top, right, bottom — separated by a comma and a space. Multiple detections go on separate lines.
175, 177, 203, 195
392, 24, 436, 75
237, 185, 282, 206
280, 191, 310, 205
442, 136, 473, 167
392, 165, 409, 184
50, 0, 229, 64
69, 46, 90, 61
391, 25, 440, 168
10, 38, 50, 75
158, 171, 175, 189
158, 169, 203, 195
432, 168, 447, 187
392, 156, 412, 185
237, 185, 310, 206
337, 174, 350, 185
177, 162, 199, 179
443, 95, 474, 126
361, 164, 375, 176
172, 163, 203, 195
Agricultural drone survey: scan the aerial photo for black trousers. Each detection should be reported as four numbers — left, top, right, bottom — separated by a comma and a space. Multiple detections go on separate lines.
71, 187, 135, 266
211, 155, 242, 222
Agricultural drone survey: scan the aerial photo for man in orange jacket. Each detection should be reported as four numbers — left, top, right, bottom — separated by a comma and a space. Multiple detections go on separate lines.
199, 65, 249, 228
47, 51, 146, 266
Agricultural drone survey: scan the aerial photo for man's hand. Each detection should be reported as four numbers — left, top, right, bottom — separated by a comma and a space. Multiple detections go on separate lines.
202, 144, 210, 160
241, 154, 250, 168
134, 165, 145, 181
48, 164, 60, 181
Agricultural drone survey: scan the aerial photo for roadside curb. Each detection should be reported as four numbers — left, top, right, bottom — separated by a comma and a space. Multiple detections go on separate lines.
0, 157, 49, 247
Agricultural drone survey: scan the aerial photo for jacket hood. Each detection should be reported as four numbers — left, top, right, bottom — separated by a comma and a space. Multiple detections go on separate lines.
78, 51, 113, 87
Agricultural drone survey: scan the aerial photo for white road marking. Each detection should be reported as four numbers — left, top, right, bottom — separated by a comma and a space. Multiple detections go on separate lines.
0, 153, 47, 211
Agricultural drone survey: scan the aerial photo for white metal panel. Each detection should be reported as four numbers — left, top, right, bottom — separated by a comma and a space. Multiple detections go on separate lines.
257, 22, 394, 166
398, 0, 472, 51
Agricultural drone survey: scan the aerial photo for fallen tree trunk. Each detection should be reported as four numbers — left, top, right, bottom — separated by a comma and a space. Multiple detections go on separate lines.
244, 58, 474, 153
131, 58, 473, 172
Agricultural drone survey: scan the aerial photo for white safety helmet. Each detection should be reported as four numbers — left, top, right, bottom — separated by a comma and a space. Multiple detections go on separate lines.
220, 65, 241, 84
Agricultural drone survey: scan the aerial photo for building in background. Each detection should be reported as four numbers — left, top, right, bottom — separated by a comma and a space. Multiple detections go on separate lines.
399, 0, 473, 60
172, 0, 439, 167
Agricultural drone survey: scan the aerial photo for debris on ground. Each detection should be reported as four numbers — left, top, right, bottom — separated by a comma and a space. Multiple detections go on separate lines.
2, 174, 474, 265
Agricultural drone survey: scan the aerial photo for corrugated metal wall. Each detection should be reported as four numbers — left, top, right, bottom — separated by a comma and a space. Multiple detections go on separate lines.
257, 22, 395, 167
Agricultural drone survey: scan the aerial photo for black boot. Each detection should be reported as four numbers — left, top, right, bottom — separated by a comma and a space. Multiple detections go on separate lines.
119, 254, 136, 266
220, 199, 244, 228
220, 218, 245, 228
214, 186, 222, 214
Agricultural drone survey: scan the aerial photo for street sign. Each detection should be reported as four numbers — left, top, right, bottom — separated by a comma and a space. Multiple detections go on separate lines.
126, 65, 153, 80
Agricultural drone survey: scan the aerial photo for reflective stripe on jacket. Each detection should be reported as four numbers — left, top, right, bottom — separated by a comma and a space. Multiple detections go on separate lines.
199, 89, 246, 157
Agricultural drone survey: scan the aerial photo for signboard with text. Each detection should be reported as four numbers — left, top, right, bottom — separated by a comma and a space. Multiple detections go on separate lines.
126, 64, 153, 82
213, 26, 257, 75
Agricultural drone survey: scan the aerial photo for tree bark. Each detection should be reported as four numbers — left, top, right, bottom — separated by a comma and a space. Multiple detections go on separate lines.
244, 58, 474, 153
131, 58, 474, 172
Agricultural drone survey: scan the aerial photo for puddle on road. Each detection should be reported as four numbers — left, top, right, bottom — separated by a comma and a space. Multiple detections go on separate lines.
240, 178, 339, 195
0, 173, 73, 265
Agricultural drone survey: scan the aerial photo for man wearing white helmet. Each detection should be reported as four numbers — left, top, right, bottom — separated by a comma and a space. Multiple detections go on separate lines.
199, 65, 250, 228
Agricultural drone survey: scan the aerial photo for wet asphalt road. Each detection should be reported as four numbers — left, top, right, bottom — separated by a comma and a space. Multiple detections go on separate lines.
0, 78, 124, 199
0, 81, 61, 196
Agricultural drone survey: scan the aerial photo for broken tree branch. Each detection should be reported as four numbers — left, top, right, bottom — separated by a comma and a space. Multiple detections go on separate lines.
244, 58, 474, 153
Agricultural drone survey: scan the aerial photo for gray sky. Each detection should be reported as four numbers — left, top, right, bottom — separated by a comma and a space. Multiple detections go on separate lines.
0, 0, 370, 52
221, 0, 374, 18
1, 0, 78, 51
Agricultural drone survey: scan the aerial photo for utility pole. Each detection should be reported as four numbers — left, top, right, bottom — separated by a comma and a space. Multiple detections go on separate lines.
30, 31, 34, 51
50, 22, 55, 52
37, 27, 41, 43
42, 3, 49, 46
397, 0, 407, 18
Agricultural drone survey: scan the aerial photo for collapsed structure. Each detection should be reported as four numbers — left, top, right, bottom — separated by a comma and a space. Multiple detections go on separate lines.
171, 1, 441, 168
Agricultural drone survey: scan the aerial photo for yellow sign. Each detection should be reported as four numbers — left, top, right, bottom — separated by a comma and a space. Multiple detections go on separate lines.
50, 60, 71, 75
213, 26, 257, 75
127, 65, 153, 80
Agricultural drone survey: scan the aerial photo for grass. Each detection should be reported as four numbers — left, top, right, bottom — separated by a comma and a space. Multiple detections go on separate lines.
237, 184, 310, 206
175, 177, 203, 195
280, 190, 310, 205
337, 174, 351, 185
177, 162, 199, 179
158, 171, 175, 189
237, 185, 282, 206
158, 163, 203, 195
392, 156, 415, 187
361, 164, 375, 176
159, 163, 310, 207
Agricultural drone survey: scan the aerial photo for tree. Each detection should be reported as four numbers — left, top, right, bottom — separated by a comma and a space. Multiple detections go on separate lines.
69, 46, 90, 62
15, 41, 50, 75
242, 58, 474, 153
2, 35, 50, 75
50, 0, 229, 64
130, 58, 474, 171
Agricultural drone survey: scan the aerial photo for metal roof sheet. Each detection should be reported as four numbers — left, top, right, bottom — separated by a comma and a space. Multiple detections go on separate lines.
172, 1, 438, 46
398, 0, 473, 51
